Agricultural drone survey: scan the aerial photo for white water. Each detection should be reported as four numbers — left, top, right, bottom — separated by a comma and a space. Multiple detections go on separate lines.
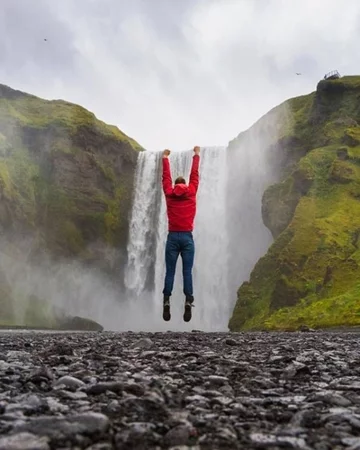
124, 131, 278, 331
124, 152, 159, 296
0, 137, 276, 332
125, 147, 230, 331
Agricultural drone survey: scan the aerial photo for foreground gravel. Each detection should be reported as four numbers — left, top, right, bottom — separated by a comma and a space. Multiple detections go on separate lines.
0, 330, 359, 449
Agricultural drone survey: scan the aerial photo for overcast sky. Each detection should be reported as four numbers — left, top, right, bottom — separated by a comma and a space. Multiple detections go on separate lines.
1, 0, 359, 151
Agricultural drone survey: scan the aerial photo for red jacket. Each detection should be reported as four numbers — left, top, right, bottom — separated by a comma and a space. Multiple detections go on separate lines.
162, 155, 200, 232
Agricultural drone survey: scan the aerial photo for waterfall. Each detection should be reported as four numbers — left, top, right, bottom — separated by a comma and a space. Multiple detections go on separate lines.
124, 139, 276, 332
124, 147, 230, 331
124, 152, 160, 296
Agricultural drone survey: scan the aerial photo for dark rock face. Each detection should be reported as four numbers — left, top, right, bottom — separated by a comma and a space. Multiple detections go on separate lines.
0, 84, 142, 327
0, 330, 359, 449
0, 83, 142, 262
230, 76, 360, 332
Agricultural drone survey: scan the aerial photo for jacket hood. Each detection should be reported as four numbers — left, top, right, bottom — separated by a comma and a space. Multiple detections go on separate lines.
173, 183, 188, 196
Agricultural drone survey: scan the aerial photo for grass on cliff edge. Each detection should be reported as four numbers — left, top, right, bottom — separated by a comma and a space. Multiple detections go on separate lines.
230, 144, 360, 331
229, 76, 360, 332
263, 282, 360, 330
0, 86, 143, 151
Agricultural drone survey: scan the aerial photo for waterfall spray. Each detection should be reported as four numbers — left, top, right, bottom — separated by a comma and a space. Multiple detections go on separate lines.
125, 147, 231, 331
124, 138, 276, 331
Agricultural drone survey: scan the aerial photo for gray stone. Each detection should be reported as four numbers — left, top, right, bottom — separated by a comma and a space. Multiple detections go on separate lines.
212, 396, 234, 406
163, 425, 195, 447
342, 437, 360, 449
86, 382, 123, 395
85, 444, 113, 450
0, 432, 50, 450
307, 391, 351, 407
250, 433, 310, 449
207, 375, 229, 386
15, 412, 109, 440
224, 338, 237, 346
56, 390, 88, 400
130, 338, 153, 350
283, 361, 310, 379
53, 375, 85, 390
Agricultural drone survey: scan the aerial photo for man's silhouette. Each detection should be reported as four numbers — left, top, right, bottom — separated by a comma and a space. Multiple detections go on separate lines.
161, 146, 200, 322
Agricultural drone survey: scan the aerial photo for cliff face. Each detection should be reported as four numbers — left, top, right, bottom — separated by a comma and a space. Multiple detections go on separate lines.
229, 76, 360, 331
0, 84, 142, 327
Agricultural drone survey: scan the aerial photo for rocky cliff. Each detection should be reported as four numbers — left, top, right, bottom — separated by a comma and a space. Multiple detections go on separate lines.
229, 75, 360, 331
0, 84, 142, 327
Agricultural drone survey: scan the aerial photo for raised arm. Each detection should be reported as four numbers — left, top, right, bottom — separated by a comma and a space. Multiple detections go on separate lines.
189, 146, 200, 194
162, 149, 173, 196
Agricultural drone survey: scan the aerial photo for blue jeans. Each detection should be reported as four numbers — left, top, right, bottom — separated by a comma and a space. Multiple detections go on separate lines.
163, 232, 195, 297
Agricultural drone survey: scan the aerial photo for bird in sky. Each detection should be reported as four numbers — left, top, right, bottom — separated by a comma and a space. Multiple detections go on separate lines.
296, 72, 301, 75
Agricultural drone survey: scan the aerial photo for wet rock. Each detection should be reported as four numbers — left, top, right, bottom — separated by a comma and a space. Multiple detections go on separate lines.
53, 375, 85, 390
342, 437, 360, 449
56, 390, 88, 400
207, 375, 229, 386
27, 366, 54, 383
0, 330, 360, 448
212, 396, 234, 406
283, 361, 310, 378
15, 412, 109, 440
250, 433, 309, 449
85, 444, 112, 450
307, 390, 351, 407
130, 338, 153, 350
224, 338, 237, 346
298, 325, 315, 332
0, 432, 50, 450
86, 382, 123, 395
163, 424, 197, 447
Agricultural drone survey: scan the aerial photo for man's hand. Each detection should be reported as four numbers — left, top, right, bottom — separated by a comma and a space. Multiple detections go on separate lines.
193, 146, 200, 155
163, 149, 171, 158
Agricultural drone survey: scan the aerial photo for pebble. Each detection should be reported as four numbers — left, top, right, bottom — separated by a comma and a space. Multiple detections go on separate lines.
53, 375, 85, 389
0, 432, 50, 450
15, 412, 109, 440
0, 330, 359, 448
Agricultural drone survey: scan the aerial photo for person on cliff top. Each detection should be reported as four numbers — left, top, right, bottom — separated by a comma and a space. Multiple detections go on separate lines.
161, 146, 201, 322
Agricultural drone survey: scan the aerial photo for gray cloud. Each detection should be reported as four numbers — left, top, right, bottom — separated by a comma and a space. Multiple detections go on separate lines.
0, 0, 78, 79
1, 0, 360, 150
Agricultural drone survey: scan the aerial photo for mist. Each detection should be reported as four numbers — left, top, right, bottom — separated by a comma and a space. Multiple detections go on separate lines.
122, 105, 287, 331
0, 89, 289, 332
2, 0, 359, 331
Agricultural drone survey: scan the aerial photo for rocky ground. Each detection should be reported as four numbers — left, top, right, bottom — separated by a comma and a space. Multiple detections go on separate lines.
0, 331, 360, 450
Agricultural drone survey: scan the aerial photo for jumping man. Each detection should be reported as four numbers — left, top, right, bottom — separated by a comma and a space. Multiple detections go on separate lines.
161, 146, 201, 322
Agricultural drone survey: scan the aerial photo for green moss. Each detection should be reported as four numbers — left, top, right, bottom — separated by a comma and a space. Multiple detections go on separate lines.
93, 155, 116, 183
229, 75, 360, 331
0, 83, 141, 329
0, 83, 141, 304
264, 282, 360, 330
343, 127, 360, 147
0, 90, 143, 152
60, 220, 85, 254
0, 160, 14, 196
104, 185, 127, 245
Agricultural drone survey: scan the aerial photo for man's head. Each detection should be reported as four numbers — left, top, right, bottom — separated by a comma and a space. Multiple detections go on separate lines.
175, 176, 186, 185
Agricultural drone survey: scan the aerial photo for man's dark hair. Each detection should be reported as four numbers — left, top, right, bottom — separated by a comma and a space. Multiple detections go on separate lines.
175, 176, 186, 185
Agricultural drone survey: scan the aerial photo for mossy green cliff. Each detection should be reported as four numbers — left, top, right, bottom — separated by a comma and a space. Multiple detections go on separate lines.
229, 76, 360, 331
0, 84, 142, 328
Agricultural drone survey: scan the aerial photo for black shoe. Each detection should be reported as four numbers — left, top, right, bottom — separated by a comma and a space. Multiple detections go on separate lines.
163, 296, 171, 321
183, 296, 194, 322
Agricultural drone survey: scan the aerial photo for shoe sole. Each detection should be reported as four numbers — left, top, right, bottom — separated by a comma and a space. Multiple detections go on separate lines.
183, 303, 192, 322
163, 304, 171, 321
